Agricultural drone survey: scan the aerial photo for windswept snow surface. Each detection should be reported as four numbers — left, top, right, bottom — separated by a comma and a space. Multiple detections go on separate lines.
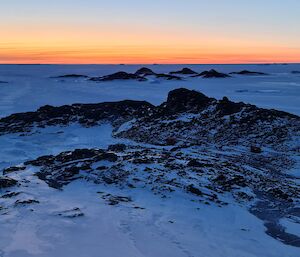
0, 64, 300, 117
0, 64, 300, 257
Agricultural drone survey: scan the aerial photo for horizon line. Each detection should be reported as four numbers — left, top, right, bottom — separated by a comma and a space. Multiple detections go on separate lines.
1, 62, 300, 65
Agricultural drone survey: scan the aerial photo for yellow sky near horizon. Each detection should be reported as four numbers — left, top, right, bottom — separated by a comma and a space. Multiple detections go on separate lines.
1, 0, 300, 64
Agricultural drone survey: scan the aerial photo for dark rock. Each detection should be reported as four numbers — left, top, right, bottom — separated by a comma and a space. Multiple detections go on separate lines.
163, 88, 213, 114
135, 67, 156, 76
155, 74, 182, 80
229, 175, 247, 187
216, 97, 245, 116
96, 166, 107, 171
213, 174, 247, 188
166, 137, 177, 146
57, 207, 84, 218
187, 159, 204, 167
0, 81, 8, 83
3, 166, 26, 175
194, 69, 230, 78
15, 199, 40, 205
213, 174, 227, 183
27, 149, 118, 167
98, 152, 118, 162
291, 71, 300, 74
230, 70, 268, 76
51, 74, 88, 78
1, 192, 21, 198
186, 184, 203, 196
24, 148, 118, 189
235, 192, 254, 201
25, 155, 55, 166
170, 68, 198, 75
108, 144, 127, 152
106, 195, 132, 205
0, 88, 299, 155
267, 188, 291, 201
251, 146, 262, 154
0, 100, 154, 135
0, 177, 18, 189
89, 72, 147, 82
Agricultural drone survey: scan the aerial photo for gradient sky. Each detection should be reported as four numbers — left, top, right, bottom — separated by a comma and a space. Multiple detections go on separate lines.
1, 0, 300, 64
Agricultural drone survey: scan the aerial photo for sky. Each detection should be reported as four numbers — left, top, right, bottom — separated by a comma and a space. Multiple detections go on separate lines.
0, 0, 300, 64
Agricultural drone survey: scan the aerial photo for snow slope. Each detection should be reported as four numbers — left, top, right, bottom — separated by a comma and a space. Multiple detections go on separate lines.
0, 64, 299, 257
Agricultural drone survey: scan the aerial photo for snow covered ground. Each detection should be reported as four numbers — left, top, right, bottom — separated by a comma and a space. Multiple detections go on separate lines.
0, 64, 300, 117
1, 177, 299, 257
0, 64, 300, 257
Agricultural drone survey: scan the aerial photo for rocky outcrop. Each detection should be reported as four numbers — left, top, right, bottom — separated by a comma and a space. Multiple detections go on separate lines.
0, 88, 299, 151
116, 88, 299, 149
0, 100, 154, 135
155, 74, 182, 80
1, 88, 299, 247
0, 177, 18, 189
24, 149, 118, 188
51, 74, 89, 78
230, 70, 268, 76
3, 166, 26, 175
108, 144, 127, 152
89, 72, 147, 82
194, 69, 230, 78
160, 88, 213, 114
135, 67, 156, 76
169, 68, 198, 75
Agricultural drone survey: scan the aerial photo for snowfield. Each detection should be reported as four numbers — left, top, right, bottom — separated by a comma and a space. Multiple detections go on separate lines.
0, 64, 300, 117
0, 64, 300, 257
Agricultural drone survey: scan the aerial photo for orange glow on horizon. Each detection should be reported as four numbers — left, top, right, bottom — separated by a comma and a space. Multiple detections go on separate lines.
1, 45, 300, 64
1, 1, 300, 64
1, 25, 300, 64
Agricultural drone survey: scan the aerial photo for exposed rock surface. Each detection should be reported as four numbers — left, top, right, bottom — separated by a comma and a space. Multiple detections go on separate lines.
90, 71, 147, 82
1, 87, 299, 246
0, 177, 18, 189
108, 144, 127, 152
0, 100, 154, 135
24, 148, 118, 189
117, 88, 299, 149
134, 67, 156, 76
193, 69, 230, 78
0, 88, 299, 152
169, 68, 198, 75
155, 74, 182, 80
3, 166, 26, 175
51, 74, 89, 78
230, 70, 268, 75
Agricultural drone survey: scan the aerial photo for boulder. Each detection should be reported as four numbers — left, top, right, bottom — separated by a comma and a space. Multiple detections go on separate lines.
163, 88, 212, 114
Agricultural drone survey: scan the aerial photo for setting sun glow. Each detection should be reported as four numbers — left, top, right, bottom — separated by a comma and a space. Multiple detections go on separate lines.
1, 0, 300, 64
